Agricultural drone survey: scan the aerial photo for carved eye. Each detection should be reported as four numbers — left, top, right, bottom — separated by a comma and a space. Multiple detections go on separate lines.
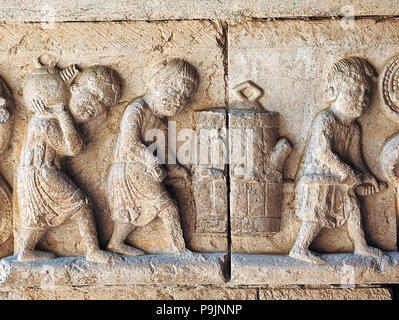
70, 84, 78, 93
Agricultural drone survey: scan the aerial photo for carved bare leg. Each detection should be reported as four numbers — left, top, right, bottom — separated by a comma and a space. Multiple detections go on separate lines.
289, 221, 325, 264
17, 228, 56, 262
75, 206, 120, 263
158, 206, 188, 254
106, 222, 145, 256
347, 211, 384, 259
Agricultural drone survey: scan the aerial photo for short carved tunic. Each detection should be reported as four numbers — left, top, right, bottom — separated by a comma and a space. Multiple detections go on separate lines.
295, 110, 364, 228
107, 98, 174, 226
17, 115, 89, 230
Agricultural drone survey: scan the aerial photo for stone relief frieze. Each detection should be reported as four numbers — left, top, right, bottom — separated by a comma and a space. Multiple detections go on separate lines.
1, 19, 399, 291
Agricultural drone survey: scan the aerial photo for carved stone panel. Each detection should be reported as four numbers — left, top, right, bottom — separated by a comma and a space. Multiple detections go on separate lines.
0, 21, 225, 257
228, 18, 399, 256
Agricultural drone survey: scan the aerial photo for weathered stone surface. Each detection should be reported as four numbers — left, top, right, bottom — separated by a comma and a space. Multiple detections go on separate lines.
190, 109, 228, 252
0, 284, 258, 300
258, 287, 392, 300
0, 1, 398, 22
0, 20, 225, 258
0, 282, 391, 300
231, 252, 399, 285
229, 18, 399, 254
0, 253, 226, 287
0, 6, 399, 301
229, 81, 292, 236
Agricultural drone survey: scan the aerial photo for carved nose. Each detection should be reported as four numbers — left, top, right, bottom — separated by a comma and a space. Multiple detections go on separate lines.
0, 96, 6, 107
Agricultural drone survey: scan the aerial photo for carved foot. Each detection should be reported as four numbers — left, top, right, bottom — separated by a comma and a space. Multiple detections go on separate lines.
289, 248, 326, 264
17, 249, 56, 262
354, 246, 384, 259
86, 249, 122, 264
106, 243, 145, 257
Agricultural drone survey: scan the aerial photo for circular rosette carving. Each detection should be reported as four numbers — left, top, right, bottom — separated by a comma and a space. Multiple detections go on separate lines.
0, 175, 12, 245
380, 54, 399, 122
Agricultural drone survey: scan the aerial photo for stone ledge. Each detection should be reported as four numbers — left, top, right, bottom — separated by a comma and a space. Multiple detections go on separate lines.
0, 253, 227, 287
0, 284, 392, 300
231, 252, 399, 285
0, 1, 398, 22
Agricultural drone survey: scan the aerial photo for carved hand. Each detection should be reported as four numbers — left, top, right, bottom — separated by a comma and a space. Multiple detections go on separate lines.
30, 97, 66, 118
362, 173, 380, 193
142, 149, 160, 170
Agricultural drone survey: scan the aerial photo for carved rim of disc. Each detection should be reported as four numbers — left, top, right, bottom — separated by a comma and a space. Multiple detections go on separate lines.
380, 54, 399, 123
0, 175, 12, 245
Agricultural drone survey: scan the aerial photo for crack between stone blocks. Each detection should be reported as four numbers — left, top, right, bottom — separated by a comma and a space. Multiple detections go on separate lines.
2, 15, 399, 25
220, 20, 232, 284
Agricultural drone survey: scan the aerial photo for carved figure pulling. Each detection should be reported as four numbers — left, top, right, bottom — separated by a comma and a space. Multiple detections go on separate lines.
106, 58, 198, 256
289, 57, 386, 264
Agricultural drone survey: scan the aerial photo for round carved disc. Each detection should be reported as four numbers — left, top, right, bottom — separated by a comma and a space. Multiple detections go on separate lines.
380, 54, 399, 123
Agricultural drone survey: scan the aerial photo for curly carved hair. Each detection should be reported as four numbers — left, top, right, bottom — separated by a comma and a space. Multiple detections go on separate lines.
148, 58, 199, 99
326, 56, 377, 91
73, 65, 122, 107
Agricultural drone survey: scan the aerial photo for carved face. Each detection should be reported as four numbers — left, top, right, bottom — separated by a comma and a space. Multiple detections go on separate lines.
69, 80, 109, 123
334, 76, 371, 119
149, 79, 196, 117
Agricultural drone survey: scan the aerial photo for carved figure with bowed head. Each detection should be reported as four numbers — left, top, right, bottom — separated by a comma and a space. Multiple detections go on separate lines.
289, 57, 385, 264
106, 58, 199, 256
17, 63, 121, 263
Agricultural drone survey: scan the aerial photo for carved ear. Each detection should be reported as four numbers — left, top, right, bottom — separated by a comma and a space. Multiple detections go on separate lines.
326, 86, 338, 102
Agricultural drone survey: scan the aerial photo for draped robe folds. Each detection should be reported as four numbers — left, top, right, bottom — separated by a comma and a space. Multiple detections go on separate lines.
107, 98, 174, 226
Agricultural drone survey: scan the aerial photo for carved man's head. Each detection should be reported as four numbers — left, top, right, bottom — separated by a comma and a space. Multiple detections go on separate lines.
326, 57, 377, 119
147, 58, 199, 118
69, 66, 122, 123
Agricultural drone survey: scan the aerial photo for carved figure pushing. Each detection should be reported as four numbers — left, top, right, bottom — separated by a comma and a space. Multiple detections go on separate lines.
106, 58, 198, 256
